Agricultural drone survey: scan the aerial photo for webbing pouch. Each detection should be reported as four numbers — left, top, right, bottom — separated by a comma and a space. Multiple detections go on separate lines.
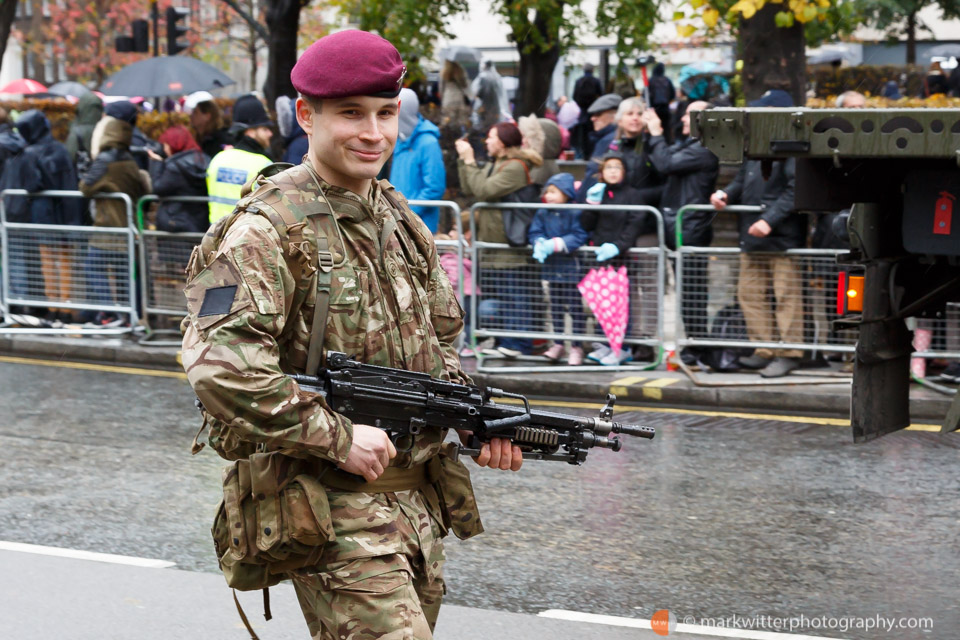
250, 452, 282, 551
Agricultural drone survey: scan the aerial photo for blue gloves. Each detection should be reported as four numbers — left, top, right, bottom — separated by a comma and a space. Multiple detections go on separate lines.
532, 237, 556, 263
595, 242, 620, 262
586, 182, 606, 205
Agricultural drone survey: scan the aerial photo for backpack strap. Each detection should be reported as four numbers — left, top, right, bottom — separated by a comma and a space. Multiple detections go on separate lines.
235, 163, 343, 375
306, 233, 334, 375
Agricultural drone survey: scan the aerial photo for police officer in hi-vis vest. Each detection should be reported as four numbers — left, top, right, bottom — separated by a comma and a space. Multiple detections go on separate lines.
205, 94, 273, 223
182, 30, 522, 639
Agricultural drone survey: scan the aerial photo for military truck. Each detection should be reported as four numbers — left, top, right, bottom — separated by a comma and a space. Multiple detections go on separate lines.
692, 108, 960, 441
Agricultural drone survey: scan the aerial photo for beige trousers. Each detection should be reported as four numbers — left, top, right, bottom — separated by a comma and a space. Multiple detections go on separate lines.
38, 244, 73, 313
737, 253, 804, 359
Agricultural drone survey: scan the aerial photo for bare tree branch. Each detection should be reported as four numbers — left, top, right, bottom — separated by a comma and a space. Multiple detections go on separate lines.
218, 0, 269, 42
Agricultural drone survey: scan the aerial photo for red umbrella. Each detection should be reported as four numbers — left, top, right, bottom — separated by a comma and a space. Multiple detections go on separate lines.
0, 79, 48, 94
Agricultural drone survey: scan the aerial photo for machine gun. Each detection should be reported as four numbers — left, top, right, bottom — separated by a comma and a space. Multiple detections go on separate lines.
291, 351, 655, 464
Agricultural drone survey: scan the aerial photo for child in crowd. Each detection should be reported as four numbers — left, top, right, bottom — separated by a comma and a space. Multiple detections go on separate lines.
436, 212, 480, 357
528, 173, 589, 365
579, 151, 647, 365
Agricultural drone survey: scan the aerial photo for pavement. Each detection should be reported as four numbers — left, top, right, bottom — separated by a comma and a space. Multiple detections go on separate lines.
0, 331, 953, 424
0, 547, 680, 640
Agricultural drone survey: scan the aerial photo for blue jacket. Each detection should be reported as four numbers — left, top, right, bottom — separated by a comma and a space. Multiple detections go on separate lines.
528, 174, 588, 283
389, 116, 446, 232
282, 120, 309, 165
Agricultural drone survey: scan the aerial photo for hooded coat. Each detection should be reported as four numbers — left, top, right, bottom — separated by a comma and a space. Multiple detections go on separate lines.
579, 178, 648, 257
80, 117, 149, 234
0, 122, 25, 182
527, 173, 588, 283
389, 116, 446, 233
281, 120, 309, 165
528, 118, 562, 186
648, 63, 675, 107
65, 92, 103, 163
0, 110, 83, 225
579, 131, 665, 208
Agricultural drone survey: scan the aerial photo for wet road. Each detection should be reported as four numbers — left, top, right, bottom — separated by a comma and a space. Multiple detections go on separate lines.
1, 357, 958, 639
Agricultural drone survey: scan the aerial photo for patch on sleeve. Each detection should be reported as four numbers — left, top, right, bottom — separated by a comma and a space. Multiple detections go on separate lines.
198, 285, 238, 317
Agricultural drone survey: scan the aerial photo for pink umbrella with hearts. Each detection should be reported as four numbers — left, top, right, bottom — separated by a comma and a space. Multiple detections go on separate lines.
578, 265, 630, 354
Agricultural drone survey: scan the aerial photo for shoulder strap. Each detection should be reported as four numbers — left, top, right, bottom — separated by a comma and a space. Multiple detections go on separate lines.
501, 158, 532, 185
236, 163, 342, 375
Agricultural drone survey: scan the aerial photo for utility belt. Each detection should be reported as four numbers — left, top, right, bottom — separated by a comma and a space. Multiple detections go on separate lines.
321, 462, 431, 493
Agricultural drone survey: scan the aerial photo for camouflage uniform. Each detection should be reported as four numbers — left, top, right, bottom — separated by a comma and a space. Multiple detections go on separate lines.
182, 162, 473, 638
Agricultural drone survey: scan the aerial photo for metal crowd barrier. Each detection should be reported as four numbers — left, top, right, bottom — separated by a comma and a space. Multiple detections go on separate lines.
409, 200, 465, 308
133, 196, 466, 347
674, 204, 856, 358
469, 202, 666, 373
136, 195, 210, 345
913, 306, 960, 360
0, 189, 139, 334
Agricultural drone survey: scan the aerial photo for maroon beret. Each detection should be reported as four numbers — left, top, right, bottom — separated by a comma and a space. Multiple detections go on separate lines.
291, 30, 406, 100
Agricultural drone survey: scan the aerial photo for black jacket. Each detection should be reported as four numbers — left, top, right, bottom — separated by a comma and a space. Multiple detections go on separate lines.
232, 133, 273, 160
648, 73, 675, 107
584, 122, 616, 162
573, 73, 603, 113
199, 127, 232, 159
647, 135, 718, 248
0, 110, 83, 225
579, 181, 647, 256
724, 158, 804, 252
149, 149, 210, 233
129, 126, 156, 171
579, 132, 665, 209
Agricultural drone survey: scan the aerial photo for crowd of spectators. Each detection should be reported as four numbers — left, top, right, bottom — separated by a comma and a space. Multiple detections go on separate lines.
0, 71, 955, 381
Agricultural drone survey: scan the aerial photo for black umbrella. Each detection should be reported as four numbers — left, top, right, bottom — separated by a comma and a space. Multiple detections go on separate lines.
99, 56, 235, 97
47, 81, 93, 99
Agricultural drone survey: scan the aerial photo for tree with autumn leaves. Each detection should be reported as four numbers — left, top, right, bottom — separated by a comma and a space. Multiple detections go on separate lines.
14, 0, 157, 86
2, 0, 958, 115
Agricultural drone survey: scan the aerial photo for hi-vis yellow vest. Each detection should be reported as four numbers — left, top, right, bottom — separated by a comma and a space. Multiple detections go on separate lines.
206, 148, 272, 223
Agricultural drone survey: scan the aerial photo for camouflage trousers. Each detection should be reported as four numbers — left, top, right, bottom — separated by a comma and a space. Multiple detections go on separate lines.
289, 488, 447, 639
291, 554, 444, 639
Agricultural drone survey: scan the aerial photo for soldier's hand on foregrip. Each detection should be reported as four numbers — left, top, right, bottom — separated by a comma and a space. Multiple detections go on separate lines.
338, 424, 398, 482
471, 437, 523, 472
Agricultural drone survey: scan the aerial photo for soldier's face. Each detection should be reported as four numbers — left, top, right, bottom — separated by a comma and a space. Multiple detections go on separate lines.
296, 95, 399, 194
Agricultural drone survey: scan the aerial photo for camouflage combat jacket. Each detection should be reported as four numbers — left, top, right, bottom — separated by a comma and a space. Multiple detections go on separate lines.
182, 162, 472, 570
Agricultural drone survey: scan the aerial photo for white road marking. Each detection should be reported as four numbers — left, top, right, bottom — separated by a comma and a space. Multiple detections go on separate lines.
0, 541, 176, 568
538, 610, 846, 640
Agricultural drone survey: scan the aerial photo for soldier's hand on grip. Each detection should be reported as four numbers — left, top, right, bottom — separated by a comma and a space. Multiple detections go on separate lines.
339, 424, 397, 482
471, 436, 523, 472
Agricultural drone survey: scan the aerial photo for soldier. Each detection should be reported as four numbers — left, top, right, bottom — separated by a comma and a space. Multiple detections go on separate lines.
181, 30, 521, 639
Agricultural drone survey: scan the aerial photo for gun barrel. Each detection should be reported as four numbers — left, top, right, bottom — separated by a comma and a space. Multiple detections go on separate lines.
612, 422, 656, 439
